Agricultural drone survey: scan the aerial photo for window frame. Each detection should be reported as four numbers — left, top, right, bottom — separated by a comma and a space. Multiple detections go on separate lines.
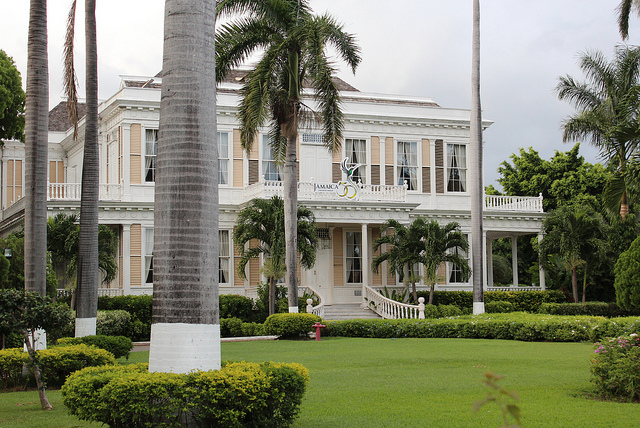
217, 131, 230, 186
219, 229, 231, 285
143, 228, 154, 285
144, 129, 158, 183
345, 230, 363, 284
344, 138, 368, 184
261, 135, 283, 182
447, 234, 469, 284
396, 140, 419, 191
446, 143, 468, 193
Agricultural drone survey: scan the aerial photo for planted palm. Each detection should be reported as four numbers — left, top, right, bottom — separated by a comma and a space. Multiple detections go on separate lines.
216, 0, 360, 311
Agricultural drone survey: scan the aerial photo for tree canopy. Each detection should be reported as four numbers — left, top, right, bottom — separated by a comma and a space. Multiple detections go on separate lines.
0, 50, 25, 144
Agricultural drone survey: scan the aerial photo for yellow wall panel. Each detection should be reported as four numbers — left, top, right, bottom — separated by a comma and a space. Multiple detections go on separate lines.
422, 139, 430, 166
130, 256, 141, 286
333, 228, 343, 286
130, 224, 142, 256
371, 228, 382, 286
371, 136, 380, 164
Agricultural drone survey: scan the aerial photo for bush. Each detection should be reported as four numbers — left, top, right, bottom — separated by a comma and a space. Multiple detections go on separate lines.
436, 304, 463, 317
98, 295, 152, 341
538, 302, 633, 317
615, 236, 640, 312
241, 322, 265, 337
219, 295, 255, 322
416, 290, 566, 313
485, 301, 516, 313
57, 335, 133, 359
263, 313, 321, 338
97, 310, 132, 337
220, 318, 244, 338
591, 334, 640, 401
0, 344, 116, 389
62, 361, 309, 428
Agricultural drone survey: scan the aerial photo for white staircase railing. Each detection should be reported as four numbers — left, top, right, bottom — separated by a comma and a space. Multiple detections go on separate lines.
363, 285, 425, 319
300, 285, 324, 318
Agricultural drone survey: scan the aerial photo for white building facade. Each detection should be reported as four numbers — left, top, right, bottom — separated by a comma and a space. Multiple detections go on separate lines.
0, 74, 545, 305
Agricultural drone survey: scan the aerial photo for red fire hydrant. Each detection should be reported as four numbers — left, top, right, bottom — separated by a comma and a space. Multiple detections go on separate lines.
312, 322, 326, 341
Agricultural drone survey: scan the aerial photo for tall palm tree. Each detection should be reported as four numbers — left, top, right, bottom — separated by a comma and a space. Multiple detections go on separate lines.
470, 0, 484, 314
234, 196, 318, 315
539, 205, 607, 303
24, 0, 48, 298
148, 0, 219, 373
216, 0, 360, 312
618, 0, 640, 39
557, 46, 640, 220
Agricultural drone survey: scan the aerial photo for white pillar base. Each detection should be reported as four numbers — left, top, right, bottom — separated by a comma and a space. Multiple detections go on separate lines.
149, 323, 221, 373
288, 306, 299, 313
75, 317, 97, 338
473, 302, 485, 315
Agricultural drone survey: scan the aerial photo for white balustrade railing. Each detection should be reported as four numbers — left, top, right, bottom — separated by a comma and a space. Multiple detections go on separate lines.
48, 182, 123, 201
484, 193, 543, 212
363, 285, 425, 319
244, 180, 407, 203
486, 285, 542, 292
300, 285, 324, 318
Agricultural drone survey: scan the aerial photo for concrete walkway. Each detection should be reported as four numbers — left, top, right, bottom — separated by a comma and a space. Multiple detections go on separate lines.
132, 336, 279, 352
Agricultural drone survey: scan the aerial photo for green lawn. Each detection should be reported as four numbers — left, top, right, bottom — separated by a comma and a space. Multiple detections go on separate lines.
2, 338, 639, 427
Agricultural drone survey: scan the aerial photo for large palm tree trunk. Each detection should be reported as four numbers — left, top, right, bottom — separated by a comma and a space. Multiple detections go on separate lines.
24, 0, 49, 298
284, 133, 299, 313
470, 0, 485, 314
149, 0, 219, 373
75, 0, 99, 337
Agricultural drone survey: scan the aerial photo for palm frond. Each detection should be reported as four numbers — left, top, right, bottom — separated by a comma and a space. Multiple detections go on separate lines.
63, 0, 79, 141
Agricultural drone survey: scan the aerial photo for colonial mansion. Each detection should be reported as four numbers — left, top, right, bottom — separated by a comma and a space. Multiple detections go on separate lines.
0, 71, 546, 310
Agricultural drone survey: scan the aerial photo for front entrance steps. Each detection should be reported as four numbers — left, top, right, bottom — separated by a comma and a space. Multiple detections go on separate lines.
321, 303, 381, 321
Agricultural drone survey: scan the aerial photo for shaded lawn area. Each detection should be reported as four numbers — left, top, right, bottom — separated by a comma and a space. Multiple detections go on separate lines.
2, 337, 640, 427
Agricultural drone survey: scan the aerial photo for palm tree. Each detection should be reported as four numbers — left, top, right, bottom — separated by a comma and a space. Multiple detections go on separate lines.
470, 0, 484, 314
216, 0, 360, 312
234, 196, 318, 315
557, 46, 640, 220
148, 0, 219, 373
539, 205, 608, 303
618, 0, 640, 39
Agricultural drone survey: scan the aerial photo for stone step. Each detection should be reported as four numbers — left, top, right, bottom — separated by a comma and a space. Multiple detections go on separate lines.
322, 304, 381, 320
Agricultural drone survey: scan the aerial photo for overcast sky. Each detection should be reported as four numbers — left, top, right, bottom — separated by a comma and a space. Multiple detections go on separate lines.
2, 0, 639, 188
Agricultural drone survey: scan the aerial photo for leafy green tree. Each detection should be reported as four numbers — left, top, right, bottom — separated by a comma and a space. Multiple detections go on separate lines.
372, 219, 469, 304
539, 205, 608, 303
0, 232, 57, 297
216, 0, 360, 312
234, 196, 317, 315
0, 50, 25, 144
614, 235, 640, 311
557, 46, 640, 219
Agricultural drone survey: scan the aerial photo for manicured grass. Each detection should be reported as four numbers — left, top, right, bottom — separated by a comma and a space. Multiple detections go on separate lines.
3, 338, 640, 427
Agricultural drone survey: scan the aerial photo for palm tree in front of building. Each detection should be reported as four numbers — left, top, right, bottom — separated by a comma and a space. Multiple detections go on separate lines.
557, 46, 640, 220
148, 0, 219, 374
234, 196, 318, 315
216, 0, 360, 312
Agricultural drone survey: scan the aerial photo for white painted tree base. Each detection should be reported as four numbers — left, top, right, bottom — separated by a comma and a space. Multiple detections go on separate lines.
473, 302, 485, 315
288, 306, 299, 313
75, 317, 97, 338
148, 323, 221, 373
24, 329, 47, 351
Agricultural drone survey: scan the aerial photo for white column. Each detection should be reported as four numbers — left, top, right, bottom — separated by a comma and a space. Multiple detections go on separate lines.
511, 236, 518, 286
122, 124, 131, 201
361, 223, 369, 300
482, 231, 488, 289
538, 233, 546, 290
122, 224, 131, 294
486, 236, 493, 287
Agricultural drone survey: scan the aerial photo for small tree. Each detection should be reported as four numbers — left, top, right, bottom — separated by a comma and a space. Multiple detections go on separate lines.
614, 235, 640, 311
0, 50, 26, 144
234, 197, 317, 315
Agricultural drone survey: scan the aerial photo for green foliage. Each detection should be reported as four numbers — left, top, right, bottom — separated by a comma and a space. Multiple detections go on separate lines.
254, 281, 288, 321
98, 294, 152, 341
0, 344, 116, 389
0, 232, 57, 297
240, 322, 265, 337
591, 334, 640, 401
220, 317, 244, 338
323, 313, 640, 342
415, 290, 566, 313
57, 335, 132, 359
0, 50, 25, 143
436, 304, 463, 317
219, 294, 254, 322
62, 361, 309, 427
485, 300, 516, 313
0, 289, 72, 338
263, 313, 321, 338
473, 372, 521, 428
378, 287, 408, 303
614, 236, 640, 311
96, 310, 132, 337
538, 302, 634, 317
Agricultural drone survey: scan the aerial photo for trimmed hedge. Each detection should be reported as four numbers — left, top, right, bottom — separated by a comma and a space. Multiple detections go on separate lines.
0, 344, 116, 389
98, 295, 152, 341
263, 313, 321, 338
323, 313, 640, 343
416, 290, 566, 313
62, 362, 310, 428
219, 295, 255, 322
485, 301, 516, 313
97, 310, 132, 337
538, 302, 636, 318
57, 335, 132, 359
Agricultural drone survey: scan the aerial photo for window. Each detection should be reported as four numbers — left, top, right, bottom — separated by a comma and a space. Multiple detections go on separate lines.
346, 231, 362, 283
448, 236, 468, 284
218, 132, 229, 185
144, 228, 154, 284
397, 141, 418, 190
219, 230, 230, 284
145, 129, 158, 182
447, 144, 467, 192
262, 135, 283, 181
345, 138, 367, 184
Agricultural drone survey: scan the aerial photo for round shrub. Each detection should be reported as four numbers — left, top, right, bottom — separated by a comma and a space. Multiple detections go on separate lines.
591, 334, 640, 400
220, 317, 244, 338
263, 313, 321, 338
485, 301, 515, 313
615, 236, 640, 312
98, 295, 152, 341
57, 335, 133, 359
437, 304, 463, 317
97, 310, 132, 337
219, 294, 254, 322
62, 361, 310, 428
